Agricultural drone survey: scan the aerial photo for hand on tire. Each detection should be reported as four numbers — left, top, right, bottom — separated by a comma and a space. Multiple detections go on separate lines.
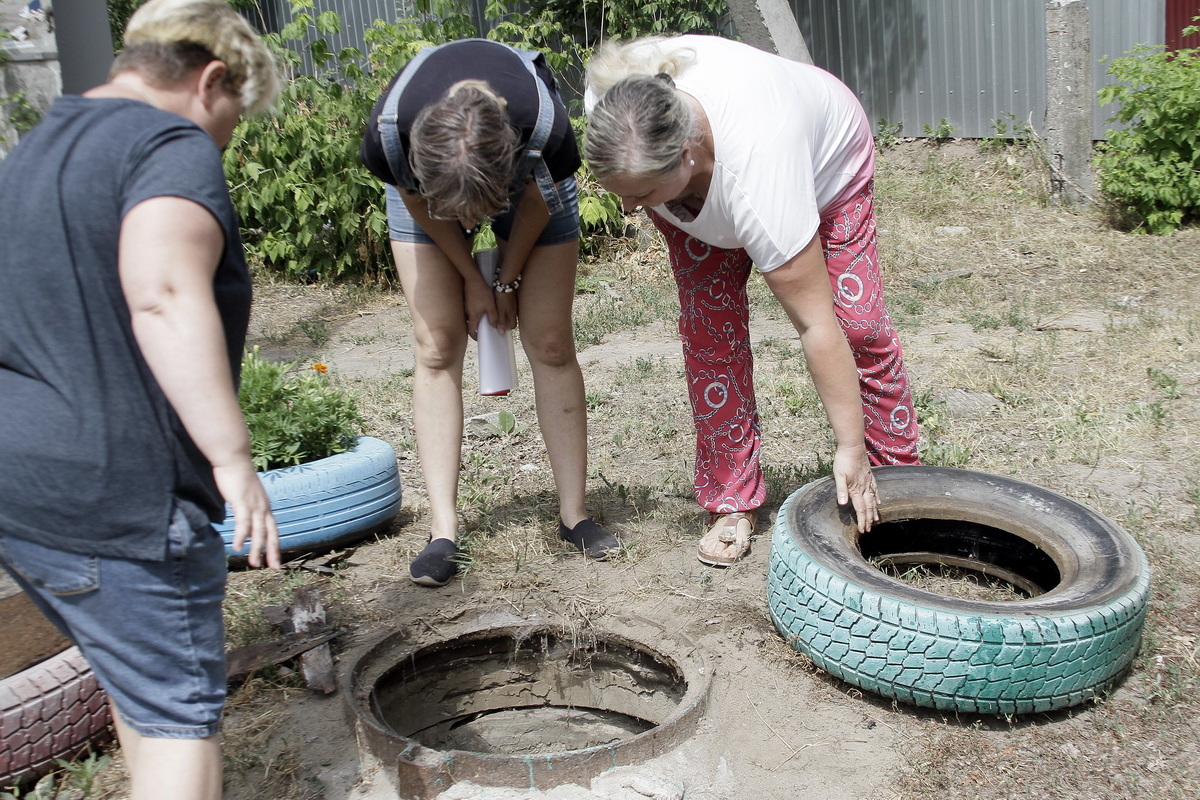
833, 443, 879, 533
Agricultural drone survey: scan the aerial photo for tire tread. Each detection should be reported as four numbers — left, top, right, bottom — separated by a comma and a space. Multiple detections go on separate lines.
768, 487, 1151, 715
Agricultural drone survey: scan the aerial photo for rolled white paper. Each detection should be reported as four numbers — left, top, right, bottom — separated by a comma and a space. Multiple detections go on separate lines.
475, 249, 519, 396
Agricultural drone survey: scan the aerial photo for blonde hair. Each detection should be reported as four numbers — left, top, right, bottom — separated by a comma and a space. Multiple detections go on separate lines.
585, 36, 697, 98
447, 79, 507, 110
112, 0, 280, 115
409, 82, 520, 223
584, 37, 699, 180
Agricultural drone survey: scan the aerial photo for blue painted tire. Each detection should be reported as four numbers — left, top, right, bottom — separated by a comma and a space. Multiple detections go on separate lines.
215, 436, 402, 561
767, 466, 1150, 716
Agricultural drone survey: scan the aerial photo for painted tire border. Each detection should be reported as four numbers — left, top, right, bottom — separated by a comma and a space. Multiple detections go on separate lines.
767, 466, 1151, 715
215, 436, 402, 560
0, 646, 112, 786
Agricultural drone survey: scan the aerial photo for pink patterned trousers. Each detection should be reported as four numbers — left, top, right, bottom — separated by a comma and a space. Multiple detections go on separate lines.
648, 180, 919, 514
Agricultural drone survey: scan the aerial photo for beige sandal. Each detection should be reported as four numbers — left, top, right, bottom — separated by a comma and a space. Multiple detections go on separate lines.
697, 510, 757, 566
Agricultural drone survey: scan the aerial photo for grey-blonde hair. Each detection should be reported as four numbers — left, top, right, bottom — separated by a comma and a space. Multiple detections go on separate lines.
584, 37, 699, 180
409, 81, 520, 223
585, 36, 696, 98
113, 0, 281, 115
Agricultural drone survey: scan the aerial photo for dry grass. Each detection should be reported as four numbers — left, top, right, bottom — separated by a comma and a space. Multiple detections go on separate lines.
870, 141, 1200, 800
226, 139, 1200, 798
24, 139, 1200, 799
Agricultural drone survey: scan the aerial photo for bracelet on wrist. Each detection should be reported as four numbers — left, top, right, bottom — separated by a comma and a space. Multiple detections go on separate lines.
492, 273, 523, 293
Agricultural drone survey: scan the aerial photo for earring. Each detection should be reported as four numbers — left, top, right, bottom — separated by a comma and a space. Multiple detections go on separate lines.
689, 159, 695, 167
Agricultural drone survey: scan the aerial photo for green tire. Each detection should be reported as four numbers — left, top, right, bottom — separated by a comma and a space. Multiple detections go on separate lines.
767, 466, 1151, 716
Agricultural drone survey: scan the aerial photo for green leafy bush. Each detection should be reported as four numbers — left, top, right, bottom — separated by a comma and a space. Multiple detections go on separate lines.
527, 0, 730, 42
1094, 24, 1200, 234
238, 347, 364, 471
223, 6, 392, 282
224, 0, 626, 282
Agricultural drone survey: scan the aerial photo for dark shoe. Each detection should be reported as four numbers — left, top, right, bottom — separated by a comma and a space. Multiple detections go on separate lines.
558, 519, 620, 560
410, 538, 458, 586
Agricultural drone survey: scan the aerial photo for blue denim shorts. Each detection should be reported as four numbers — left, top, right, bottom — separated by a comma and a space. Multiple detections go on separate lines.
386, 176, 580, 245
0, 500, 227, 738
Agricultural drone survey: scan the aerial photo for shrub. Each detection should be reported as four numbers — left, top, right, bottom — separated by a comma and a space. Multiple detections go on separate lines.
1094, 24, 1200, 234
225, 0, 625, 282
238, 347, 364, 471
526, 0, 730, 42
223, 6, 392, 282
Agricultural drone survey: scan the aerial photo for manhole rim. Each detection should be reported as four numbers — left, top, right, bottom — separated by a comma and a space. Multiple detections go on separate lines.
342, 615, 712, 799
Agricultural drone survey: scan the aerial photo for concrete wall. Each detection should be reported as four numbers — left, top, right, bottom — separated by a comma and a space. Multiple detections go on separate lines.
1, 0, 60, 160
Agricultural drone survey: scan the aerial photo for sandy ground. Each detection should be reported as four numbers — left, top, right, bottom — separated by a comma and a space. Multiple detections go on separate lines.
225, 296, 923, 800
224, 279, 1189, 800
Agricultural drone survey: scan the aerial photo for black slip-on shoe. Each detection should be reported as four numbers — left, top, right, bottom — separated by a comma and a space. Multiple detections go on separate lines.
410, 538, 459, 586
558, 519, 620, 560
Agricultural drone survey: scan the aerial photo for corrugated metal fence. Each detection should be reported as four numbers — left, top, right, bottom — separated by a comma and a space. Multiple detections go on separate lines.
1165, 0, 1200, 48
259, 0, 1168, 140
794, 0, 1165, 140
252, 0, 414, 74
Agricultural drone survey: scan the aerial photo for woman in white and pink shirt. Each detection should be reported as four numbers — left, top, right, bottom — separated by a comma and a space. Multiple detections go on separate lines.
585, 35, 919, 566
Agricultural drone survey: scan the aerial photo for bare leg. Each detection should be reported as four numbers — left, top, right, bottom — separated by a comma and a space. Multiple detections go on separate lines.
392, 240, 469, 543
507, 239, 590, 527
111, 705, 221, 800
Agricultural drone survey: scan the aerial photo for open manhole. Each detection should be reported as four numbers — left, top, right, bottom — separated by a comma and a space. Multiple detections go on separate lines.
344, 618, 711, 799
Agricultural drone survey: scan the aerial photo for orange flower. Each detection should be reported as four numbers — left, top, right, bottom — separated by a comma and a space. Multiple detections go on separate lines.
311, 362, 328, 374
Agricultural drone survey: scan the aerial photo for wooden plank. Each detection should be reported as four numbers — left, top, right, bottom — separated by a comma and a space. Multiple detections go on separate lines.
226, 629, 337, 681
291, 586, 337, 694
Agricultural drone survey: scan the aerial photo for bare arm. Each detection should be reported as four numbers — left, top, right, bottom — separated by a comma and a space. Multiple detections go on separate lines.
761, 232, 879, 531
398, 188, 497, 339
493, 181, 552, 332
119, 197, 281, 568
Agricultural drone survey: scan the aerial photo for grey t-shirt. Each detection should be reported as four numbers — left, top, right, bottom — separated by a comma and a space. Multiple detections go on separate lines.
0, 96, 250, 560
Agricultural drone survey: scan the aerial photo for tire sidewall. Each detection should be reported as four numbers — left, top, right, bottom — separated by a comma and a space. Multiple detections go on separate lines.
214, 436, 402, 559
781, 466, 1148, 616
767, 466, 1152, 715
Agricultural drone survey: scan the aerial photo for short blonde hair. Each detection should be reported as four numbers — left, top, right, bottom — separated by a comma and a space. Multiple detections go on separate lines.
114, 0, 280, 115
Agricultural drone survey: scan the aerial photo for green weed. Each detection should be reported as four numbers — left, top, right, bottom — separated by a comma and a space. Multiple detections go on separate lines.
1147, 366, 1182, 399
481, 410, 527, 437
297, 319, 330, 347
923, 118, 955, 143
586, 390, 613, 410
876, 117, 904, 149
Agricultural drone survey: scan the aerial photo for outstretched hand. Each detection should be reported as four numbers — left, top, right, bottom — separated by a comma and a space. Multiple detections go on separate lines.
832, 443, 879, 533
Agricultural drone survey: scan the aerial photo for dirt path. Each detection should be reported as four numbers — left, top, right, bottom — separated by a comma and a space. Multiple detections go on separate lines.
233, 297, 911, 800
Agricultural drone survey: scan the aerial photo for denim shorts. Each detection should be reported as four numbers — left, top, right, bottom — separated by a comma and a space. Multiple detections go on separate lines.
0, 500, 227, 738
386, 175, 580, 245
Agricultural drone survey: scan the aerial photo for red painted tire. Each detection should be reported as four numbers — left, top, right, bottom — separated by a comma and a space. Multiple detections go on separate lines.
0, 646, 112, 785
